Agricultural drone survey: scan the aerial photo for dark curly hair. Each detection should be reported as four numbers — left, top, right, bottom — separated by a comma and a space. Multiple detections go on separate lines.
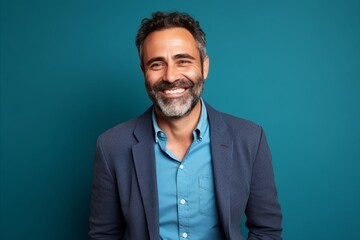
135, 11, 207, 65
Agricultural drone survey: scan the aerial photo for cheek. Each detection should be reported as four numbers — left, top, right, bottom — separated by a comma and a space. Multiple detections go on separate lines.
181, 66, 203, 80
145, 71, 163, 85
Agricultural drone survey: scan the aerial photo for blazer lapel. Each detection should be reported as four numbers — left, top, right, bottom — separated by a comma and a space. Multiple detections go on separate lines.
132, 108, 160, 240
206, 103, 233, 239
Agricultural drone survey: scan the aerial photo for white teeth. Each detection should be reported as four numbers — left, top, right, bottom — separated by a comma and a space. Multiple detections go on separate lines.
164, 88, 185, 94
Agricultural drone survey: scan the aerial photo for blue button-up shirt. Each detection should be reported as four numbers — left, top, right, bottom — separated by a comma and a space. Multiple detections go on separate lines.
152, 100, 222, 240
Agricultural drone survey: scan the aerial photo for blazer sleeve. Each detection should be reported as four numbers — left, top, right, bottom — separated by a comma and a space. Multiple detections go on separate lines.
245, 128, 283, 240
89, 136, 126, 239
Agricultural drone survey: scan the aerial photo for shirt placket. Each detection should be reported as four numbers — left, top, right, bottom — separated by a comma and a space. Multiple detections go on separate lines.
177, 162, 189, 239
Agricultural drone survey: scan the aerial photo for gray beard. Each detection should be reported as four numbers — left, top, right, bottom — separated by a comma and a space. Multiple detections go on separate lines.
146, 78, 204, 118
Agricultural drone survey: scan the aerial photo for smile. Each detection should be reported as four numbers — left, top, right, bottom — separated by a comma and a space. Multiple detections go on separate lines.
163, 88, 186, 95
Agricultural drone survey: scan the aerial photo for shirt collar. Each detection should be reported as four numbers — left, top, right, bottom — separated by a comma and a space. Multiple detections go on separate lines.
152, 98, 208, 143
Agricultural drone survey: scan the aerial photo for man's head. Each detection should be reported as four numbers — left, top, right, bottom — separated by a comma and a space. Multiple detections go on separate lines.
136, 11, 207, 68
136, 11, 209, 118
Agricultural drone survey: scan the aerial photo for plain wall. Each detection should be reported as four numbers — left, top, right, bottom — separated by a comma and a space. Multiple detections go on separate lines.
1, 0, 359, 239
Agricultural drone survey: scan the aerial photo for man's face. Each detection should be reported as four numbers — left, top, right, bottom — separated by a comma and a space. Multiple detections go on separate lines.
141, 27, 209, 118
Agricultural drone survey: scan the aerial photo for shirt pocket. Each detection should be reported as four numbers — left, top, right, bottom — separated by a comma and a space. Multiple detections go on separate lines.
198, 175, 217, 216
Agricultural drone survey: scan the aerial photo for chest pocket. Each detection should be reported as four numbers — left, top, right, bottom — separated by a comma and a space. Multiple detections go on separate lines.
199, 175, 217, 216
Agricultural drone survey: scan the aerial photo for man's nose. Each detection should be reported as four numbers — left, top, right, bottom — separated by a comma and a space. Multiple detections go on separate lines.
164, 64, 179, 82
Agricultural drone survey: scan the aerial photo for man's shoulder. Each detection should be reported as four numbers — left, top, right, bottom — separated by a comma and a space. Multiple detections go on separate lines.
206, 103, 262, 132
206, 104, 265, 149
101, 117, 138, 137
97, 107, 153, 144
219, 110, 260, 127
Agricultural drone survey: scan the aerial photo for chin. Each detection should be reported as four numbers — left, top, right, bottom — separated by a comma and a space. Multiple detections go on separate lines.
157, 97, 199, 118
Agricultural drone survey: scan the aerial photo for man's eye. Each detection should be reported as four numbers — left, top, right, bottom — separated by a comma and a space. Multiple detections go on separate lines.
149, 62, 164, 70
178, 60, 191, 65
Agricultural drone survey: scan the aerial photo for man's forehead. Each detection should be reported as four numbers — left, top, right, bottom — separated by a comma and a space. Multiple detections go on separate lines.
142, 27, 199, 58
144, 28, 196, 45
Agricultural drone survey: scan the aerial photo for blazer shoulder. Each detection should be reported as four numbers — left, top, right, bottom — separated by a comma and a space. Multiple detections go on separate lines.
99, 117, 137, 141
97, 107, 153, 148
221, 111, 264, 143
206, 103, 263, 137
220, 111, 261, 130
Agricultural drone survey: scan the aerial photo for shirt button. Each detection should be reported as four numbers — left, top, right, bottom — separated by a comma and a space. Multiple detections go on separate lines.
179, 164, 184, 169
182, 232, 188, 238
180, 199, 186, 205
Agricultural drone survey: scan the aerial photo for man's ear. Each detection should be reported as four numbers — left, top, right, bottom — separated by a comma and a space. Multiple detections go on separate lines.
202, 56, 210, 80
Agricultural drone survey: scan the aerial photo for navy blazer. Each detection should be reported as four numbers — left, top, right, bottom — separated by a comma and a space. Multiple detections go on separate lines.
89, 103, 282, 240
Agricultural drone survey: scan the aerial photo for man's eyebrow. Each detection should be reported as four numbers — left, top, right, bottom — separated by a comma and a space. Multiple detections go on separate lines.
145, 54, 196, 67
145, 57, 166, 66
174, 53, 196, 60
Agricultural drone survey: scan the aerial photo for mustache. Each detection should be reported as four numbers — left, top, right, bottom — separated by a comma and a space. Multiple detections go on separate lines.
153, 79, 194, 92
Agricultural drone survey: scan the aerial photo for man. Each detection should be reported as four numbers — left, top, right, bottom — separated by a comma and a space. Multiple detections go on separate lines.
89, 11, 282, 240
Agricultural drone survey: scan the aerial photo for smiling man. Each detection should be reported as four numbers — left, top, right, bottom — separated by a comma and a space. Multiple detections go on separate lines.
143, 27, 207, 118
89, 11, 282, 240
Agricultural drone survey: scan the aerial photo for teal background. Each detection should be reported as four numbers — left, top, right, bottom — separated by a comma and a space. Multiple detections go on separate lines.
1, 0, 359, 239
